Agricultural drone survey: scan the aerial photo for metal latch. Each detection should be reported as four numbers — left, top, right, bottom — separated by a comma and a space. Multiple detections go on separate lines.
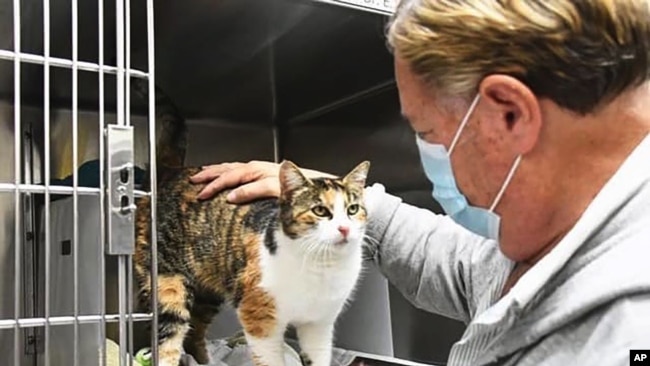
105, 125, 136, 255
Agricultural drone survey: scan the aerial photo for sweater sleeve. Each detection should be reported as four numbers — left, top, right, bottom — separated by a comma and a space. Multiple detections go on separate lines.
363, 183, 510, 323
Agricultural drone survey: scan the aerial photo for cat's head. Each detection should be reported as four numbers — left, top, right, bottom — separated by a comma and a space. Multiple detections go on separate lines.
278, 160, 370, 250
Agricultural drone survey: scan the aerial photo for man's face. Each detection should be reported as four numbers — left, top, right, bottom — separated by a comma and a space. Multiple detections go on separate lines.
393, 56, 566, 264
394, 57, 498, 209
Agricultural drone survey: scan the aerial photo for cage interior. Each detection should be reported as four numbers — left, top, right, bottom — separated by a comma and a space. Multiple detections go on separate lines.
0, 0, 465, 365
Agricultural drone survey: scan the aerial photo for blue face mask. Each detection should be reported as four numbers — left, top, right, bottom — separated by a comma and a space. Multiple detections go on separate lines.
416, 94, 522, 241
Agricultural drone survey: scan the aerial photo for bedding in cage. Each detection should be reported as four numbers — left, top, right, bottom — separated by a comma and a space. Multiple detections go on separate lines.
106, 335, 434, 366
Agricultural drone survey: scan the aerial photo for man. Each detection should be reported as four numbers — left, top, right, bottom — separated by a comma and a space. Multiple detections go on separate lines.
190, 0, 650, 364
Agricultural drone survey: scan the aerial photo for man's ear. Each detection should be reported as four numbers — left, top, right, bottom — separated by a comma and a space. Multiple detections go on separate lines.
478, 74, 543, 154
279, 160, 311, 199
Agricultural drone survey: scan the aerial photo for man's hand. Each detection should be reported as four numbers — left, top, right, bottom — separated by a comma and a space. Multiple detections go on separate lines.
189, 160, 334, 203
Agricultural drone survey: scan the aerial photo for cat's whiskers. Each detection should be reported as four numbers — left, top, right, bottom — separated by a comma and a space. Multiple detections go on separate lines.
316, 243, 330, 267
296, 234, 326, 272
299, 238, 320, 273
295, 234, 342, 271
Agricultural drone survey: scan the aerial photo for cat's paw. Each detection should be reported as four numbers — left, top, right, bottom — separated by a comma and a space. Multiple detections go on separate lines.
192, 352, 212, 365
185, 344, 211, 365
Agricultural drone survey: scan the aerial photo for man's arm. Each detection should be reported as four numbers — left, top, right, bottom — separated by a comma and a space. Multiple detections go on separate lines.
363, 184, 511, 323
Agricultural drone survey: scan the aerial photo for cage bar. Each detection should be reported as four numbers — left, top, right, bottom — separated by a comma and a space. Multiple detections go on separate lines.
125, 1, 135, 364
0, 184, 100, 194
127, 258, 134, 366
43, 0, 52, 364
0, 50, 148, 78
116, 0, 125, 130
97, 0, 107, 363
118, 256, 127, 366
71, 0, 80, 364
0, 184, 149, 197
146, 0, 159, 363
125, 0, 132, 128
115, 0, 127, 362
0, 314, 153, 330
13, 0, 22, 364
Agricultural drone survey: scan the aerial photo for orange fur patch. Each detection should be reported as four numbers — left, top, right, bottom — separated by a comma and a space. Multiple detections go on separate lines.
320, 188, 337, 207
237, 233, 277, 338
157, 275, 190, 318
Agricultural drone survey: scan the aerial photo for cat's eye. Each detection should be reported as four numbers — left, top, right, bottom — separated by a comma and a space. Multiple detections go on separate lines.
347, 204, 360, 216
312, 205, 331, 217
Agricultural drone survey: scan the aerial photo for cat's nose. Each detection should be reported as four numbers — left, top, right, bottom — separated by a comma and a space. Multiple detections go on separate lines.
338, 226, 350, 238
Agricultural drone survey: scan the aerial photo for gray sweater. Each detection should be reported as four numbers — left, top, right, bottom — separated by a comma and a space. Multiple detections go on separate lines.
364, 134, 650, 365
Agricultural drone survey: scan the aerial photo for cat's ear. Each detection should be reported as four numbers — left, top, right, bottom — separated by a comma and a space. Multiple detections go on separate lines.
343, 161, 370, 189
279, 160, 311, 198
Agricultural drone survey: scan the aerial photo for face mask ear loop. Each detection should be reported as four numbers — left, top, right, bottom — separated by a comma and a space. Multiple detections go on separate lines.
489, 154, 523, 212
448, 94, 482, 155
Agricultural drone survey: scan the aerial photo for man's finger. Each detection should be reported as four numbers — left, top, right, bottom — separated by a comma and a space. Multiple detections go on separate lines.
190, 162, 243, 183
227, 179, 280, 204
195, 167, 261, 200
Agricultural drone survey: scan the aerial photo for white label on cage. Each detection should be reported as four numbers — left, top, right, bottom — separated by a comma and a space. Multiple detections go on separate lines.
331, 0, 396, 14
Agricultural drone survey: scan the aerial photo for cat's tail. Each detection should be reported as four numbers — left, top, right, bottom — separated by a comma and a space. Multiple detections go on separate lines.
132, 78, 188, 187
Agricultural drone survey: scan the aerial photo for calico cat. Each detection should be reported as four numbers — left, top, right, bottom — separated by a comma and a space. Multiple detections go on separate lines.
132, 80, 370, 366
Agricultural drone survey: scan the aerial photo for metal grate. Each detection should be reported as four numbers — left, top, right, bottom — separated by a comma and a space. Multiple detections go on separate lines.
0, 0, 159, 365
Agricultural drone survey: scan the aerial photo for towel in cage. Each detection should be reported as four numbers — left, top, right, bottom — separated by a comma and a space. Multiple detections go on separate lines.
106, 337, 357, 366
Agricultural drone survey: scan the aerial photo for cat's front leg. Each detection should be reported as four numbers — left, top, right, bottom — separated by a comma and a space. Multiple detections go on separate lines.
245, 331, 286, 366
238, 288, 286, 366
296, 322, 334, 366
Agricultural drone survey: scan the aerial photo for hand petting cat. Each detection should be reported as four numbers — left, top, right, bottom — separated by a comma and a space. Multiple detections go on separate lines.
190, 160, 335, 202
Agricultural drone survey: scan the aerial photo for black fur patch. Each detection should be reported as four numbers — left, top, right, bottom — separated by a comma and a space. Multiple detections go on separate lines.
157, 311, 189, 342
242, 198, 281, 253
232, 285, 244, 308
242, 199, 279, 231
264, 221, 278, 255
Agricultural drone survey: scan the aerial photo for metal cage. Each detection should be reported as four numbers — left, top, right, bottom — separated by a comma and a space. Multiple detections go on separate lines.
0, 1, 465, 365
0, 0, 156, 365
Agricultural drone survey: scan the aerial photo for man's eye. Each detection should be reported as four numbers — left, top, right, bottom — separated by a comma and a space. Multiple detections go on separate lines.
416, 129, 434, 139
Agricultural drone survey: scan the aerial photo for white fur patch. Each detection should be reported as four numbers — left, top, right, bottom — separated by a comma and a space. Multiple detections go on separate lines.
251, 190, 364, 364
249, 189, 365, 366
